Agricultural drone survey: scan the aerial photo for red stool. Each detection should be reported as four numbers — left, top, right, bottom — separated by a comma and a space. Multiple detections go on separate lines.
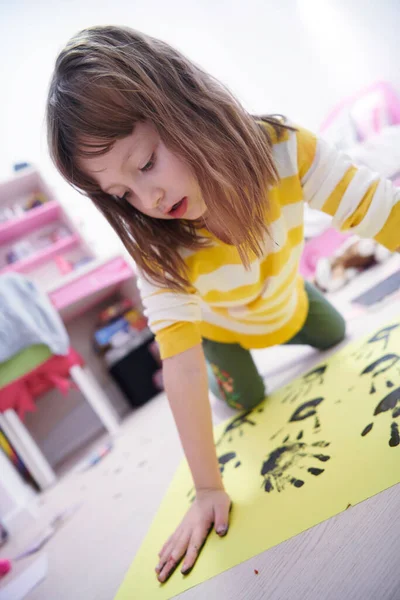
0, 347, 119, 490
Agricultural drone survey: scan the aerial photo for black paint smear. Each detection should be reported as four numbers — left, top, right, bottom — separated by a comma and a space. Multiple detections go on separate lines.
297, 430, 304, 440
308, 467, 324, 476
283, 434, 290, 443
270, 427, 283, 441
314, 415, 321, 432
354, 324, 400, 361
313, 454, 330, 462
304, 365, 327, 383
219, 452, 237, 464
373, 387, 400, 417
261, 440, 331, 493
187, 450, 242, 501
186, 488, 196, 503
389, 423, 400, 447
218, 452, 237, 473
361, 387, 400, 446
367, 325, 400, 352
282, 365, 327, 404
312, 441, 330, 448
289, 397, 324, 422
361, 423, 373, 436
387, 380, 394, 388
361, 353, 400, 377
290, 478, 304, 488
370, 382, 376, 394
217, 410, 257, 444
264, 479, 273, 492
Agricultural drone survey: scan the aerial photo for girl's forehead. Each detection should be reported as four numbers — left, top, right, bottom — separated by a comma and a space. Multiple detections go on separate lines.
79, 122, 158, 175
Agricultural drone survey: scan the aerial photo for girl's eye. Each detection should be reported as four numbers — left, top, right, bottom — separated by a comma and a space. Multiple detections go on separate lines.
141, 153, 156, 173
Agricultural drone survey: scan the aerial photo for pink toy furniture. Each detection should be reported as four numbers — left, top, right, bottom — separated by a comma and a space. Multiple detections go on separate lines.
0, 168, 138, 488
0, 169, 134, 319
320, 81, 400, 147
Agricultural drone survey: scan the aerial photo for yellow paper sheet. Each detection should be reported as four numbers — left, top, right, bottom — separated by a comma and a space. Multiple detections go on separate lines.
116, 319, 400, 599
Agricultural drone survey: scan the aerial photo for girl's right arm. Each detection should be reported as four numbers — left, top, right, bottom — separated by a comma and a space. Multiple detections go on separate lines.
155, 343, 232, 582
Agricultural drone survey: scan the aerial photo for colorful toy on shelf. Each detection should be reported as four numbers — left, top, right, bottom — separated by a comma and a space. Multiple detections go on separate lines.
4, 224, 73, 267
98, 298, 134, 325
314, 237, 392, 293
0, 191, 48, 226
124, 308, 148, 331
5, 240, 34, 264
93, 299, 149, 354
0, 427, 36, 488
24, 192, 48, 211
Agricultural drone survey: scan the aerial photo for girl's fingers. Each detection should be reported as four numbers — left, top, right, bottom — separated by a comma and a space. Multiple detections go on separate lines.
157, 555, 179, 583
157, 532, 191, 582
213, 499, 231, 536
158, 534, 174, 558
156, 540, 175, 574
181, 525, 210, 574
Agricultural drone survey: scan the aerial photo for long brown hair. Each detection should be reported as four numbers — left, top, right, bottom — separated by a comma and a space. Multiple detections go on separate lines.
47, 25, 289, 291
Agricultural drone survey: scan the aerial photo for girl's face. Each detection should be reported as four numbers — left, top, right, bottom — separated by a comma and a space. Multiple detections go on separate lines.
80, 121, 207, 221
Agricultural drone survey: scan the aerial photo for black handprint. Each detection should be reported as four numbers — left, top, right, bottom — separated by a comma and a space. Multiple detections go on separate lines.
361, 353, 400, 394
218, 451, 242, 472
271, 397, 325, 443
361, 386, 400, 447
289, 397, 324, 434
282, 365, 327, 404
261, 433, 330, 493
186, 451, 241, 502
353, 324, 400, 361
216, 408, 262, 445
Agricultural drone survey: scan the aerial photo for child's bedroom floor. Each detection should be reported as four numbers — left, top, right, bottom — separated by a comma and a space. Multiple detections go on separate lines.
2, 256, 400, 600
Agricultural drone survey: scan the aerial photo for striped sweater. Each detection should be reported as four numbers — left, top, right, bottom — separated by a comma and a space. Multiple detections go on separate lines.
139, 125, 400, 360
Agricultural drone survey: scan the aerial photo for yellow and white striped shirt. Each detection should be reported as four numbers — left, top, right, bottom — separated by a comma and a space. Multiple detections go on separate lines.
139, 125, 400, 360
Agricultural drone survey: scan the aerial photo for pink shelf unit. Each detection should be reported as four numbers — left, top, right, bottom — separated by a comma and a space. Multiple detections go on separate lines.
0, 234, 80, 275
0, 201, 61, 245
49, 256, 133, 310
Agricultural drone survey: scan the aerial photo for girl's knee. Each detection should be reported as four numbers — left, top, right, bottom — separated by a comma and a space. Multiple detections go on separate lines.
230, 387, 266, 411
320, 313, 347, 350
208, 365, 265, 411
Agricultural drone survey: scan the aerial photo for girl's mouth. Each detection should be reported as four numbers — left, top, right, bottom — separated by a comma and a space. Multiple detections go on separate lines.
168, 197, 188, 218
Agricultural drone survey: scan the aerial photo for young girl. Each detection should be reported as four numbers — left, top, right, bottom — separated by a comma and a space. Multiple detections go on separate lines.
46, 25, 399, 583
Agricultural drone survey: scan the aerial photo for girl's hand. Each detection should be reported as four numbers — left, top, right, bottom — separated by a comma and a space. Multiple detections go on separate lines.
155, 488, 232, 583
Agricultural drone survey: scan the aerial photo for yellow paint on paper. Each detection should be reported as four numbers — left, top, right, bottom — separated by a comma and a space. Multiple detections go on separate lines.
115, 320, 400, 599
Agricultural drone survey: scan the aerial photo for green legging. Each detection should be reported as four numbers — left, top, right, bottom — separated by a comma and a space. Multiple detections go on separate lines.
203, 282, 346, 411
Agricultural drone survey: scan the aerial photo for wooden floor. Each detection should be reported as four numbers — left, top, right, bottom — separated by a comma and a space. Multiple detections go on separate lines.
1, 257, 400, 600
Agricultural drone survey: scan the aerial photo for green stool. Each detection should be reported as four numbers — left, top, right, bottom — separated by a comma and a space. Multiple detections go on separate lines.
0, 344, 52, 388
0, 345, 57, 489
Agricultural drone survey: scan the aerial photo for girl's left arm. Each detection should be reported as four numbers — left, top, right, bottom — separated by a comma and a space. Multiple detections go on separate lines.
296, 127, 400, 251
